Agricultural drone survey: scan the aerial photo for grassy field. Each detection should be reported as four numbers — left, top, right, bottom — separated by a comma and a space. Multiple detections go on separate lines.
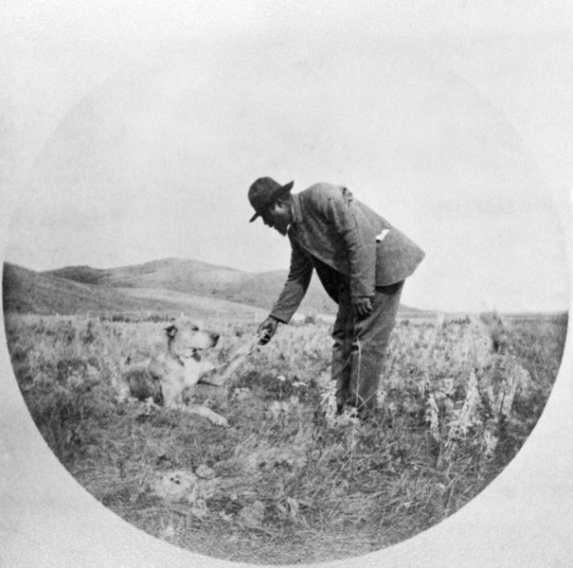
3, 311, 568, 564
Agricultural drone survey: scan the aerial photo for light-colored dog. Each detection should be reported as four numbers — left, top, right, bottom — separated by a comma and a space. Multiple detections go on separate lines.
122, 322, 256, 427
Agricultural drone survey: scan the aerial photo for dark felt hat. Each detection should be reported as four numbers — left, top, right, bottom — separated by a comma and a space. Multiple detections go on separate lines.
248, 177, 294, 222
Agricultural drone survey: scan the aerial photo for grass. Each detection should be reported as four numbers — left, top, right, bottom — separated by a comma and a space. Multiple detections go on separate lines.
3, 311, 568, 564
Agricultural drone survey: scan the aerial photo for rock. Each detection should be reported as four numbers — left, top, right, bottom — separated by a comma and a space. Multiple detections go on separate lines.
151, 468, 220, 509
151, 470, 197, 503
195, 464, 216, 479
238, 500, 265, 528
242, 445, 308, 476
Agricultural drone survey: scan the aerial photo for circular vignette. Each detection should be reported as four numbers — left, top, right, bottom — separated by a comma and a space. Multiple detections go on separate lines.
1, 42, 570, 567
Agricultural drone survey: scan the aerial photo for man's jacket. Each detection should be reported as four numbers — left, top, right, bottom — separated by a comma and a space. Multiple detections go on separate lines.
269, 183, 425, 323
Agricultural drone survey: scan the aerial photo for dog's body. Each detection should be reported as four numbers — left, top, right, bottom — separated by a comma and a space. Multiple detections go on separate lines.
121, 322, 256, 427
123, 325, 251, 426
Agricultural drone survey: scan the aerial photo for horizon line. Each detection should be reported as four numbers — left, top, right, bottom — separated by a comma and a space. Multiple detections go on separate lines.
2, 258, 569, 317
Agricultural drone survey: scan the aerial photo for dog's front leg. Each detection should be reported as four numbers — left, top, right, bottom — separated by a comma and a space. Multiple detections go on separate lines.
199, 339, 258, 387
182, 403, 229, 427
181, 358, 213, 389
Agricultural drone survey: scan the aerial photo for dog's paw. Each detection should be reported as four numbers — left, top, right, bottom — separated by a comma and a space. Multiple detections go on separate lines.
210, 413, 229, 427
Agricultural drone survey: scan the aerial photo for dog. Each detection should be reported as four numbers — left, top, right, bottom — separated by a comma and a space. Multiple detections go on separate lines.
121, 321, 257, 427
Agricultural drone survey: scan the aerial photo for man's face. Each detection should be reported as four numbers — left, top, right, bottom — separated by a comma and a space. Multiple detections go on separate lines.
261, 200, 292, 236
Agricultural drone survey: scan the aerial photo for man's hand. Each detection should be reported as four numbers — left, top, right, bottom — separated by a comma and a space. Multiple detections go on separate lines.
257, 316, 280, 345
351, 296, 373, 319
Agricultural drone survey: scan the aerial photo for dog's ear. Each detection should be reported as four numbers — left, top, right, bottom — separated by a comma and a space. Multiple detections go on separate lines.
165, 325, 178, 338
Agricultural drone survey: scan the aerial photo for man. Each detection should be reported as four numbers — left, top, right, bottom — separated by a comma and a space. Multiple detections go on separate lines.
248, 177, 424, 418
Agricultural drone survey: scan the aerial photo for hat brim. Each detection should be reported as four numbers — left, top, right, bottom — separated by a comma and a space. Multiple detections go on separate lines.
249, 181, 294, 222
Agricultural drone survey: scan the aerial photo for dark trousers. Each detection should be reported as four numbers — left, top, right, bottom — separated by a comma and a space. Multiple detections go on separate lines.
331, 279, 404, 415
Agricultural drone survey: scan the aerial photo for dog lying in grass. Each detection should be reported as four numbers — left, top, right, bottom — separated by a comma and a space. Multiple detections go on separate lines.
121, 322, 257, 427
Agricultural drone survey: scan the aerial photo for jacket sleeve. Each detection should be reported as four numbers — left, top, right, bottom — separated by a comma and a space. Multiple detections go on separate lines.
269, 236, 314, 323
321, 187, 377, 297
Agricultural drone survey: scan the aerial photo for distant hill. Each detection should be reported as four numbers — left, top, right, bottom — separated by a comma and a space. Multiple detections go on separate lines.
1, 263, 265, 319
45, 257, 338, 315
220, 270, 337, 315
2, 263, 156, 315
47, 258, 249, 292
4, 258, 423, 317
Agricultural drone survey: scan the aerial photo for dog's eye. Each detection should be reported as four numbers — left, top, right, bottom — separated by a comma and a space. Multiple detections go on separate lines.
190, 325, 199, 331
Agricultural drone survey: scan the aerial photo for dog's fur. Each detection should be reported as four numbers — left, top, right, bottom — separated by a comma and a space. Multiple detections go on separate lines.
121, 322, 254, 427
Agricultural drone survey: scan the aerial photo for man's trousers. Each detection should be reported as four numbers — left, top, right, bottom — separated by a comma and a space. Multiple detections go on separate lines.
332, 279, 404, 415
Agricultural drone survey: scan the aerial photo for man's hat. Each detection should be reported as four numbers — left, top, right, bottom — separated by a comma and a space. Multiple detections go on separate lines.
248, 177, 294, 222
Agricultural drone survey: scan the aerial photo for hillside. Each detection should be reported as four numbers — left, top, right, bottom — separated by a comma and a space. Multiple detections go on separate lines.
219, 270, 336, 315
1, 263, 264, 319
116, 288, 267, 320
6, 258, 424, 317
3, 263, 155, 315
46, 258, 338, 315
47, 258, 250, 293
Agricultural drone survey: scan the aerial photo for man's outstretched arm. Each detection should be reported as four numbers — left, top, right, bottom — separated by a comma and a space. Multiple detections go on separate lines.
259, 238, 313, 343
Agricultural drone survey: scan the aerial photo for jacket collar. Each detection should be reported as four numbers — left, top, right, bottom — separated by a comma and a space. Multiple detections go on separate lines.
291, 192, 303, 225
287, 193, 303, 239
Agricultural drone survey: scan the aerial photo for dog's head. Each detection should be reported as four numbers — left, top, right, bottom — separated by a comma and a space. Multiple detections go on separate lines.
164, 322, 219, 359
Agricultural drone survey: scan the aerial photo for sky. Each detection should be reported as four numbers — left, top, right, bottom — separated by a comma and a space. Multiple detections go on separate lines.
1, 1, 571, 314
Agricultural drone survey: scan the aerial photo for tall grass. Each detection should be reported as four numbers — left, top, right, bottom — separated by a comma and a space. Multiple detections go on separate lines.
3, 311, 567, 564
